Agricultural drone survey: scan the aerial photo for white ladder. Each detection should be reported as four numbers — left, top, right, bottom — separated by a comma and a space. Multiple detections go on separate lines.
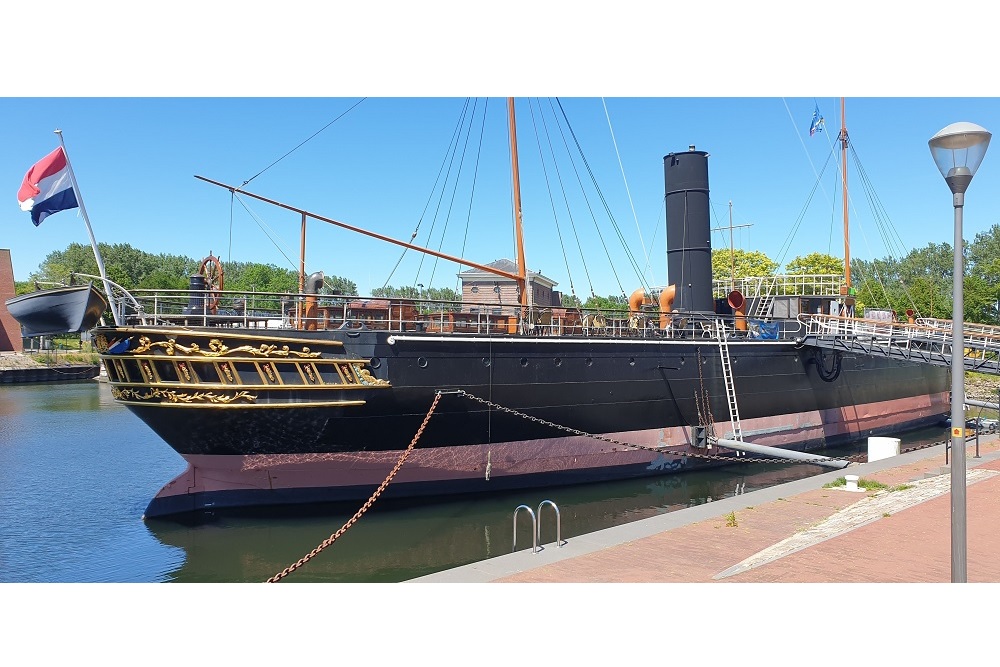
715, 319, 744, 442
752, 277, 777, 319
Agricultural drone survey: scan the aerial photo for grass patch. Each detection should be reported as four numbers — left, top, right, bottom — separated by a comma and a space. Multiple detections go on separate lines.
724, 511, 738, 528
889, 484, 913, 492
822, 477, 888, 491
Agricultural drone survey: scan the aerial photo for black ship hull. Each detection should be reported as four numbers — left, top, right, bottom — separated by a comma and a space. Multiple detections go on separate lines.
94, 325, 949, 517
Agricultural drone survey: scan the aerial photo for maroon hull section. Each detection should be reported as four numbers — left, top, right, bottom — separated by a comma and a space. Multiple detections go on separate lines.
144, 391, 948, 517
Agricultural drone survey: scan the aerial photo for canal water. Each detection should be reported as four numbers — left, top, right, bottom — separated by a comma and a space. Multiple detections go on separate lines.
0, 380, 950, 584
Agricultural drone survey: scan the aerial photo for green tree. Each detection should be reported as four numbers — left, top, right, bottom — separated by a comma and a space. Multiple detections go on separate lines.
784, 252, 844, 275
711, 249, 778, 283
583, 293, 628, 313
560, 293, 582, 308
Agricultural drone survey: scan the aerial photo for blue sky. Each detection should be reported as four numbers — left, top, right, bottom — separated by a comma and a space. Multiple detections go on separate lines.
5, 96, 1000, 299
4, 5, 1000, 301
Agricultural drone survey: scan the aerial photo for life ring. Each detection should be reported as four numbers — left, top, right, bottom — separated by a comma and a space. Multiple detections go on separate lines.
198, 252, 224, 314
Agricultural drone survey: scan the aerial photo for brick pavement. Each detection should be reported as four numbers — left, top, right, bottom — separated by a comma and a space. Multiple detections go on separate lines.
478, 437, 1000, 584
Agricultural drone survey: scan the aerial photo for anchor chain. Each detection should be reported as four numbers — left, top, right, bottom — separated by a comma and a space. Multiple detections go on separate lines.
451, 389, 952, 466
265, 391, 442, 583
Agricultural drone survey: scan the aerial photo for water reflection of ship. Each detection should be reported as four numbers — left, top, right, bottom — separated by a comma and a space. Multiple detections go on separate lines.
143, 458, 842, 583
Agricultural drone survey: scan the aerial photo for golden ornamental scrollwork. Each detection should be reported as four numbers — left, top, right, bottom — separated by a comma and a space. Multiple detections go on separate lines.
355, 365, 390, 386
94, 334, 109, 353
111, 386, 257, 404
130, 336, 321, 359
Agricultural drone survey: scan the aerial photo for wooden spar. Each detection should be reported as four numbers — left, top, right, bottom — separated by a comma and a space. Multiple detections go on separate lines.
840, 97, 851, 288
299, 212, 306, 294
193, 175, 524, 283
729, 200, 735, 293
297, 211, 306, 329
507, 98, 529, 308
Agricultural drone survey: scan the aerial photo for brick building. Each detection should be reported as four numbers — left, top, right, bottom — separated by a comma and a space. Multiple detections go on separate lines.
458, 259, 561, 316
0, 249, 24, 352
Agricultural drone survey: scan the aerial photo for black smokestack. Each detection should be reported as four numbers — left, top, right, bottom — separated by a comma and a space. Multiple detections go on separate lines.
664, 147, 713, 312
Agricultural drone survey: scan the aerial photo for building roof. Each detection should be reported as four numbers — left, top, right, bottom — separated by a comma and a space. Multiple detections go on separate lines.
458, 259, 558, 288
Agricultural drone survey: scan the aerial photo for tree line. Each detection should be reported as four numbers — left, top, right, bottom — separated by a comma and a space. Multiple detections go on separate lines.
17, 226, 1000, 325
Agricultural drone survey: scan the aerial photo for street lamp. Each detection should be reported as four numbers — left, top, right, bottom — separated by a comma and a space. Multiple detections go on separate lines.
928, 121, 991, 583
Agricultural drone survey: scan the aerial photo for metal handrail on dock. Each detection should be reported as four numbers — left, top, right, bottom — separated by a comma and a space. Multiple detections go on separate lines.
513, 500, 563, 553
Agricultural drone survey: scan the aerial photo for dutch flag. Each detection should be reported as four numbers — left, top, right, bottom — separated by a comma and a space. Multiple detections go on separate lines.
17, 146, 79, 226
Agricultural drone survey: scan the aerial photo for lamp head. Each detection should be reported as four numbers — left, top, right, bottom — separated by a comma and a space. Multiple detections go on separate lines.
929, 122, 991, 195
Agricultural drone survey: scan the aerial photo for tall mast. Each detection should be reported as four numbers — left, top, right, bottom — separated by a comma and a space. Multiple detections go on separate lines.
507, 98, 528, 309
840, 97, 851, 288
729, 200, 735, 292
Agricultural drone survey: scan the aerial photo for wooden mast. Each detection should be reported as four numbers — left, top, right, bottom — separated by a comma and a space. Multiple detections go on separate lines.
840, 97, 851, 288
507, 98, 529, 310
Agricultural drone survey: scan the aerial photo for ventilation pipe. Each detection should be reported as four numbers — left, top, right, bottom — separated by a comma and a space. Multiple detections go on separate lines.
303, 271, 324, 331
659, 284, 675, 329
728, 290, 747, 331
628, 287, 654, 315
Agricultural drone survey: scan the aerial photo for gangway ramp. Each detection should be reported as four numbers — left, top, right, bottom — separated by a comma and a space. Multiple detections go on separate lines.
795, 314, 1000, 377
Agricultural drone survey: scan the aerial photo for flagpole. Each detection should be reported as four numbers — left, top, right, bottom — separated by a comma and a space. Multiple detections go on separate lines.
54, 130, 121, 325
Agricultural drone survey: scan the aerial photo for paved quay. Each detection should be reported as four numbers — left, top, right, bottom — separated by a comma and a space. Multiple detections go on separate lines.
409, 434, 1000, 583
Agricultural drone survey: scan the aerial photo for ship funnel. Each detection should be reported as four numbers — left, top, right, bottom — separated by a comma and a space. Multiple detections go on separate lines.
664, 148, 713, 312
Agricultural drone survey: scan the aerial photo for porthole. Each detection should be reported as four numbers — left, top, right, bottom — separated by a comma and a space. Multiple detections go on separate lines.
520, 357, 528, 367
482, 357, 491, 367
585, 358, 593, 367
554, 358, 562, 367
417, 357, 428, 368
370, 357, 382, 369
471, 286, 479, 293
629, 357, 635, 366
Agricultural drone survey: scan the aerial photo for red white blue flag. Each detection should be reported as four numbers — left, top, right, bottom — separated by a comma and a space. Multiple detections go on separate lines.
17, 146, 79, 226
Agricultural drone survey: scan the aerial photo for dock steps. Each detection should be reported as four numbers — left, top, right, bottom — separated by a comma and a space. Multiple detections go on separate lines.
513, 500, 563, 554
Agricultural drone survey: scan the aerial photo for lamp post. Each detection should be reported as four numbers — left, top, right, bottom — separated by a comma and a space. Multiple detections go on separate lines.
928, 121, 991, 583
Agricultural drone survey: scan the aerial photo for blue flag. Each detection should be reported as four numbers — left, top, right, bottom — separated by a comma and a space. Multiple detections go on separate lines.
809, 103, 825, 136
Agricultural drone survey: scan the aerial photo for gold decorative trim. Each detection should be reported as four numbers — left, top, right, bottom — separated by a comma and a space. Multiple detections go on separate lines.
356, 365, 390, 386
219, 362, 236, 384
130, 336, 322, 359
94, 326, 343, 349
112, 386, 258, 404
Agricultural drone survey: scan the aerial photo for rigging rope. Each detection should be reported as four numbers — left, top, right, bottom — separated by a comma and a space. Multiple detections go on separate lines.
241, 98, 367, 188
528, 98, 577, 303
602, 97, 652, 285
382, 99, 472, 290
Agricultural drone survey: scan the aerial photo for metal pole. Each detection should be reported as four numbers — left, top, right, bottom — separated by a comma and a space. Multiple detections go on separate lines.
950, 194, 967, 583
55, 130, 121, 325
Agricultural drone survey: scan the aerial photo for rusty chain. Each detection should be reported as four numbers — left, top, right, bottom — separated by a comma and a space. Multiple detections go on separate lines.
266, 388, 956, 581
265, 391, 442, 583
451, 389, 953, 466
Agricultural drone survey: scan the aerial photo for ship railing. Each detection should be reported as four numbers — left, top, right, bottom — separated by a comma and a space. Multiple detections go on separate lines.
713, 274, 844, 300
118, 285, 803, 341
798, 313, 1000, 363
